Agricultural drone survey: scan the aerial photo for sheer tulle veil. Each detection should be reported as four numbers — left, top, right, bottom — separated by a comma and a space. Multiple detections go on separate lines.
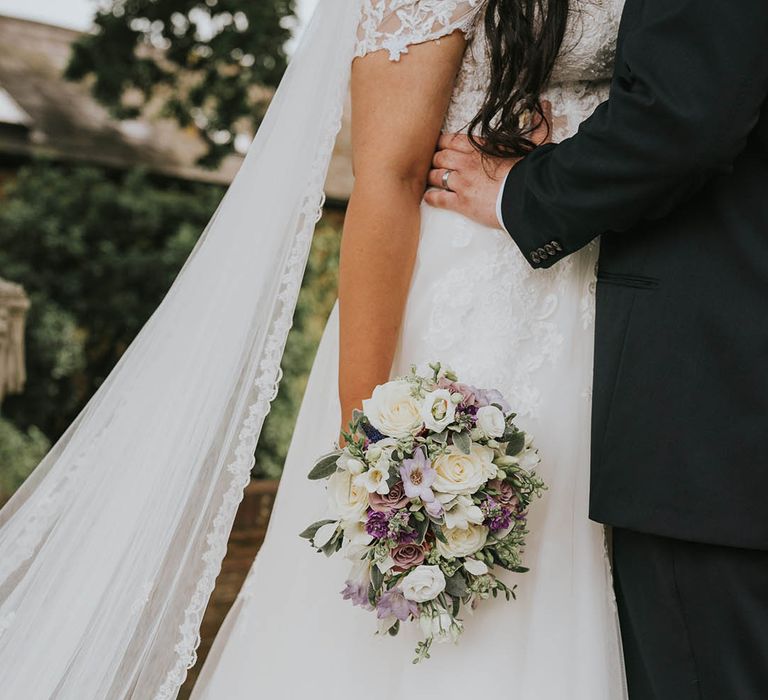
0, 2, 361, 697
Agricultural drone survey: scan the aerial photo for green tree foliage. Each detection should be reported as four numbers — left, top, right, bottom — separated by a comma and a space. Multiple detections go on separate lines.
253, 212, 342, 479
0, 160, 341, 489
0, 418, 50, 503
66, 0, 296, 167
0, 161, 225, 439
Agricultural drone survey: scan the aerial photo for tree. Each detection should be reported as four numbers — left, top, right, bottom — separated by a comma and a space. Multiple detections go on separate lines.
0, 160, 225, 439
66, 0, 296, 167
0, 160, 341, 488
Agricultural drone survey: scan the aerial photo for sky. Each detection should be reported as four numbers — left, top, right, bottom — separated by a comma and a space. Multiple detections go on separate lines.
0, 0, 319, 32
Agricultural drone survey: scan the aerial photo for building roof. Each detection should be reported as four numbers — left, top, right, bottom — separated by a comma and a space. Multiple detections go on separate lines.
0, 15, 352, 199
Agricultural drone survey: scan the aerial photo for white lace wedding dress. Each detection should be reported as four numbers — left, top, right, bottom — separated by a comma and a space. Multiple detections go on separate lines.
192, 2, 627, 697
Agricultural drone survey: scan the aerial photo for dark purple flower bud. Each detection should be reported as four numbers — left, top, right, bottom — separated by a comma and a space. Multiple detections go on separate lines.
365, 510, 390, 539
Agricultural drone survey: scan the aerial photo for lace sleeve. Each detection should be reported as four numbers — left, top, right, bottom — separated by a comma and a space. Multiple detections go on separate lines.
355, 0, 487, 62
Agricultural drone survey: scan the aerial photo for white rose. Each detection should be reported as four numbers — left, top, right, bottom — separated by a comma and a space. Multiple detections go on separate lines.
476, 405, 506, 439
362, 380, 423, 438
436, 522, 489, 559
420, 389, 456, 432
400, 564, 446, 603
432, 444, 496, 496
327, 469, 369, 524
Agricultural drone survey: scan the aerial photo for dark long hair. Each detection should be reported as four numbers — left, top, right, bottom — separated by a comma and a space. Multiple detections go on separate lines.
468, 0, 570, 158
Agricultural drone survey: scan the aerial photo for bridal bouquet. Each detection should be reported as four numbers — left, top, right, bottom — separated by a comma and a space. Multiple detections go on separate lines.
300, 363, 546, 662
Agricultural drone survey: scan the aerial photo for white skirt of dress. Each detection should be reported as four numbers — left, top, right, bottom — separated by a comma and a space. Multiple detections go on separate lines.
191, 203, 626, 699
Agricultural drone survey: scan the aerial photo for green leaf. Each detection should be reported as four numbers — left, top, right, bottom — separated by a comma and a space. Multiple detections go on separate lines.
504, 431, 526, 456
371, 564, 384, 592
430, 523, 449, 544
432, 430, 448, 444
444, 571, 468, 598
414, 513, 430, 543
298, 519, 336, 540
452, 431, 472, 455
308, 451, 341, 480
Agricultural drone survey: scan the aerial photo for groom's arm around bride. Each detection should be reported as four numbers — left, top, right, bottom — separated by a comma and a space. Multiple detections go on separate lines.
429, 0, 768, 697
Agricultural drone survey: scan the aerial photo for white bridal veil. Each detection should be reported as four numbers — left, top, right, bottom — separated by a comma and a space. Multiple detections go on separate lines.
0, 2, 361, 697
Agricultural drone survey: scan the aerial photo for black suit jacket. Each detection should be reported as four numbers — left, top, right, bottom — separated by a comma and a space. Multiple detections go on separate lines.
499, 0, 768, 549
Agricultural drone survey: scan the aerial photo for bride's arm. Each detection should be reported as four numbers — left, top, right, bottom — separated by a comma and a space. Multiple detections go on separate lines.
338, 33, 467, 431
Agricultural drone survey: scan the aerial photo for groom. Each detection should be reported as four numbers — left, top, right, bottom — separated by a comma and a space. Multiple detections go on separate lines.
427, 0, 768, 697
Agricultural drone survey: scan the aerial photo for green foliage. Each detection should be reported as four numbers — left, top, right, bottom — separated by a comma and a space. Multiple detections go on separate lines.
253, 213, 341, 478
0, 418, 50, 502
66, 0, 296, 167
0, 160, 341, 493
0, 160, 224, 439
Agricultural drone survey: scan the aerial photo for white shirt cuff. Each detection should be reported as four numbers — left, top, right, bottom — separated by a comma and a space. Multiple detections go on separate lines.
496, 170, 510, 233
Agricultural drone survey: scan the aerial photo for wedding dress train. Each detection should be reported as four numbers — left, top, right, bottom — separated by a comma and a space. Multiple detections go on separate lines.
192, 1, 627, 697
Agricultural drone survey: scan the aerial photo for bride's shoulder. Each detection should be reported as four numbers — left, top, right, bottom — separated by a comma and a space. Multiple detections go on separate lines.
356, 0, 487, 62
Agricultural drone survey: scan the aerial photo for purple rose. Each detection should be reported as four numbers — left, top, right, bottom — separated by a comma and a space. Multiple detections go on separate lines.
437, 378, 482, 407
369, 481, 410, 513
390, 542, 426, 572
488, 479, 520, 510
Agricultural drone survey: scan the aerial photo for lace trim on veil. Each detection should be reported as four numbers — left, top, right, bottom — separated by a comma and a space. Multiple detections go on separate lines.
153, 31, 355, 700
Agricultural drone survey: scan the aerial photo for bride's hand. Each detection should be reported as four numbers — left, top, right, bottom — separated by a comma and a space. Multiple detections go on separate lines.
424, 101, 552, 228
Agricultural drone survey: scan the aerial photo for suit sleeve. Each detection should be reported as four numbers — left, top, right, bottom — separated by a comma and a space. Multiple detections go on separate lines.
500, 0, 768, 268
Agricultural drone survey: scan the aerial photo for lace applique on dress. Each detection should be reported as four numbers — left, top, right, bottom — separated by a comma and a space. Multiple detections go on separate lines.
355, 0, 486, 61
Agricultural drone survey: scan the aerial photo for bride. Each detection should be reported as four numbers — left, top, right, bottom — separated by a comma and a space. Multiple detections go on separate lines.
193, 0, 626, 698
0, 1, 626, 698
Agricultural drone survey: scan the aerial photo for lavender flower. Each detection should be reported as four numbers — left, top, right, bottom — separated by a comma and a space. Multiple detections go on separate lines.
377, 586, 418, 621
400, 448, 437, 503
481, 496, 513, 533
341, 580, 372, 610
365, 510, 390, 539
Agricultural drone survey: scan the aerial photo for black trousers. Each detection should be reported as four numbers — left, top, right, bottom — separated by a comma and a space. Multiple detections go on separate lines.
612, 528, 768, 700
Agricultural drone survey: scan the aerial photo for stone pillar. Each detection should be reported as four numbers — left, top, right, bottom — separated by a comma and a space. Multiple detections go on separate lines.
0, 278, 30, 405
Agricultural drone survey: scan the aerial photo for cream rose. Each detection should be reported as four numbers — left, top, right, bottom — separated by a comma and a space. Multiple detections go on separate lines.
326, 469, 368, 525
362, 380, 423, 438
436, 522, 489, 559
420, 389, 456, 432
476, 405, 506, 439
432, 444, 496, 495
400, 565, 446, 603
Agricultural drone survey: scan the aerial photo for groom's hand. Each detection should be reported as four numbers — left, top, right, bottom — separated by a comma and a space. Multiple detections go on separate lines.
425, 103, 552, 229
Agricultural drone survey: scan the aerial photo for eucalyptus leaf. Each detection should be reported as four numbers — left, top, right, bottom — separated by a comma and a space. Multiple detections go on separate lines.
431, 523, 449, 544
308, 452, 341, 480
445, 571, 468, 598
298, 519, 336, 540
371, 564, 384, 592
452, 430, 472, 455
432, 430, 448, 445
415, 514, 429, 544
505, 431, 526, 456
